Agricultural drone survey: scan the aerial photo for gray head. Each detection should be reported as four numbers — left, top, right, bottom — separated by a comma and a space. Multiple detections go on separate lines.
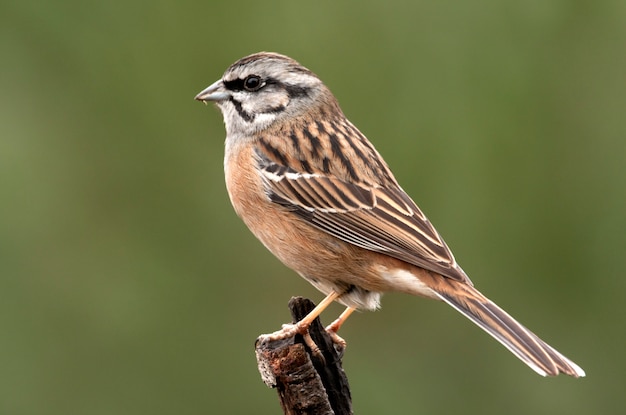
195, 52, 330, 136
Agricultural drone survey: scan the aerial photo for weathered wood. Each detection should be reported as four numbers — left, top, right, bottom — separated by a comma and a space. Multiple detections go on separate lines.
255, 297, 353, 415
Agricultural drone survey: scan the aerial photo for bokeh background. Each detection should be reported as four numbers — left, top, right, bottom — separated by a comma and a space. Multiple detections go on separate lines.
2, 1, 625, 414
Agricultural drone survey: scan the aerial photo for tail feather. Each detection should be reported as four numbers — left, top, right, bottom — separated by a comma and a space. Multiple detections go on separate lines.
434, 284, 585, 377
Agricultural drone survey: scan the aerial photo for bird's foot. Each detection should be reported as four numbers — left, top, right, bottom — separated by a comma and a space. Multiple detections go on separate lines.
256, 322, 346, 361
325, 324, 347, 353
256, 323, 301, 346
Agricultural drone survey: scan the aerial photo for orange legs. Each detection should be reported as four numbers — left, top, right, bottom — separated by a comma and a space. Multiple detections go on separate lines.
257, 291, 356, 352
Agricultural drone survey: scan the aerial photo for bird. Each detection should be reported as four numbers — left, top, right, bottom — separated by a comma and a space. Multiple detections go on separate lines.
195, 52, 585, 377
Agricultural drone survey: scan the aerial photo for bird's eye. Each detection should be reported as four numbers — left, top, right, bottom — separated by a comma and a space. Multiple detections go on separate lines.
243, 75, 262, 91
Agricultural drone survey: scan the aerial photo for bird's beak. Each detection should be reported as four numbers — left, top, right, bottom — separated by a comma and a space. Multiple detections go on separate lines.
194, 79, 230, 103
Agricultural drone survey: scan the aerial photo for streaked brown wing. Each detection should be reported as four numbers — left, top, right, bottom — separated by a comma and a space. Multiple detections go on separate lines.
259, 159, 469, 283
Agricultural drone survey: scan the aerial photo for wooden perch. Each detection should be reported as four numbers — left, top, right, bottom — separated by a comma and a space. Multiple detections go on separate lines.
255, 297, 353, 415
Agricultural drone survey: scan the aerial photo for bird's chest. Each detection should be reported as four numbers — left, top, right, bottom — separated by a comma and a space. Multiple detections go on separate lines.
223, 145, 357, 280
224, 146, 301, 260
224, 145, 275, 245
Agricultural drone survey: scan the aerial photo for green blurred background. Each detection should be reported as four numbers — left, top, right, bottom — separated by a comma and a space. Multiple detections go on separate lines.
1, 0, 625, 413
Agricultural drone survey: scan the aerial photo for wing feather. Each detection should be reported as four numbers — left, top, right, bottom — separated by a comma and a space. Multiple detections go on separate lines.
259, 156, 468, 282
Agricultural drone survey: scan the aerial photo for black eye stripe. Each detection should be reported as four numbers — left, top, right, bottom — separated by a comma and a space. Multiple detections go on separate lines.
223, 78, 246, 91
224, 75, 264, 92
283, 83, 310, 98
223, 76, 309, 97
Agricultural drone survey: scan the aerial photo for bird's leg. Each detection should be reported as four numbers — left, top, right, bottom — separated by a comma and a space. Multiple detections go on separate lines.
257, 291, 341, 344
325, 306, 356, 350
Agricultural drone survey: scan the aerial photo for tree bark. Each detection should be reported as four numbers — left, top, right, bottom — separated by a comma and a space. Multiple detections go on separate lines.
255, 297, 352, 415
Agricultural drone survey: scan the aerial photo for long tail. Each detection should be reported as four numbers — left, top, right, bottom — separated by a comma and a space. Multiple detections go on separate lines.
432, 281, 585, 377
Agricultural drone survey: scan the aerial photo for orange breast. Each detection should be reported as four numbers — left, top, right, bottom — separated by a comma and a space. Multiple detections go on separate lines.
224, 144, 394, 295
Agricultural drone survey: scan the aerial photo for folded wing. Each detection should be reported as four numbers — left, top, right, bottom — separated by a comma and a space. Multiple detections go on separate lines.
258, 157, 469, 283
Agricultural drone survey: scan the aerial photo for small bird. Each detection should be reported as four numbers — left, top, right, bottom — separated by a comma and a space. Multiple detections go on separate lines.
195, 52, 585, 377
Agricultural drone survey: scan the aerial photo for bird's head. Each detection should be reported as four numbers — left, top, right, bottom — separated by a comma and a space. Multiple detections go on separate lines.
195, 52, 332, 136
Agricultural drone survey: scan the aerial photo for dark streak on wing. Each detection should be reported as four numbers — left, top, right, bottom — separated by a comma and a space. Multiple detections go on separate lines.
289, 131, 302, 153
259, 138, 290, 166
338, 122, 372, 171
257, 153, 465, 281
302, 128, 322, 159
328, 131, 358, 181
344, 121, 395, 182
300, 158, 313, 174
322, 157, 331, 174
